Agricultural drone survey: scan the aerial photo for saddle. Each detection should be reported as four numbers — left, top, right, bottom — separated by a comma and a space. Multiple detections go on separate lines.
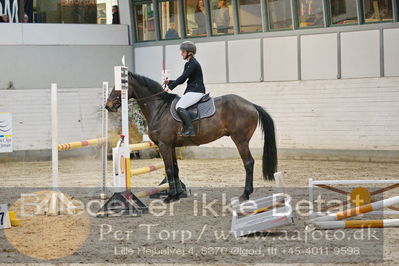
170, 93, 216, 122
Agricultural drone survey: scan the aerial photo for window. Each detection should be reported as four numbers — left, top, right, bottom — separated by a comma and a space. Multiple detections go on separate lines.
330, 0, 358, 24
24, 0, 119, 24
97, 1, 120, 24
238, 0, 262, 32
297, 0, 324, 27
159, 0, 181, 39
185, 0, 207, 37
267, 0, 293, 30
210, 0, 233, 35
134, 2, 156, 41
363, 0, 393, 23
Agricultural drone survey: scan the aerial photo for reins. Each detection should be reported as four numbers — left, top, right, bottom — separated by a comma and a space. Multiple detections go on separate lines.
134, 90, 165, 103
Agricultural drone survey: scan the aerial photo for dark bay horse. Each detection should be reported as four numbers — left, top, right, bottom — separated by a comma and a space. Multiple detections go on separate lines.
106, 72, 277, 203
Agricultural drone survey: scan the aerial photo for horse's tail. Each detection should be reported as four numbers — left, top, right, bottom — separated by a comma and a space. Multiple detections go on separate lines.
253, 104, 277, 181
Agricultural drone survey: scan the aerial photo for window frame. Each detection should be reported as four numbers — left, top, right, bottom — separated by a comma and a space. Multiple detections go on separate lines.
158, 0, 183, 40
131, 0, 399, 42
209, 0, 236, 36
133, 0, 158, 42
266, 0, 296, 31
327, 0, 361, 26
236, 0, 265, 34
296, 0, 326, 29
181, 0, 212, 38
362, 0, 395, 24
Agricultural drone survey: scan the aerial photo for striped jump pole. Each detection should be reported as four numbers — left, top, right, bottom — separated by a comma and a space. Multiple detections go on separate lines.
58, 138, 105, 151
135, 183, 169, 198
312, 196, 399, 222
131, 163, 164, 176
129, 141, 156, 151
51, 84, 59, 189
314, 219, 399, 229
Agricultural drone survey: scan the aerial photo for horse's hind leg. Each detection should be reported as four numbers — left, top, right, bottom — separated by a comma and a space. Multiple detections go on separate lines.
231, 137, 254, 202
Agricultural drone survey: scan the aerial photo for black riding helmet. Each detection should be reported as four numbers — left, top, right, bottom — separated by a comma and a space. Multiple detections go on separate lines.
180, 41, 196, 58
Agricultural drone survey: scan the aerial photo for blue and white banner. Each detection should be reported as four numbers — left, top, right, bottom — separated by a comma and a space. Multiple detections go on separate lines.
0, 112, 12, 153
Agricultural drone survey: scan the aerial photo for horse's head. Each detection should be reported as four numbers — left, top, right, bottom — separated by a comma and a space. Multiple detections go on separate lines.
105, 88, 122, 112
105, 72, 172, 112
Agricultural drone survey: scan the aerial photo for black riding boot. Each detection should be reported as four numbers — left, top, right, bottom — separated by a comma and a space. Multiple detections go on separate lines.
176, 107, 196, 136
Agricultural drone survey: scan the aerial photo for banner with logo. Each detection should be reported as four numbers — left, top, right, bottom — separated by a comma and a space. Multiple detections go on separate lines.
0, 112, 12, 153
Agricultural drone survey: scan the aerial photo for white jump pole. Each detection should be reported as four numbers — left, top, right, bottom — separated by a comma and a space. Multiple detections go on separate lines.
51, 83, 59, 189
314, 219, 399, 229
312, 196, 399, 222
113, 65, 131, 193
52, 82, 109, 192
101, 82, 109, 194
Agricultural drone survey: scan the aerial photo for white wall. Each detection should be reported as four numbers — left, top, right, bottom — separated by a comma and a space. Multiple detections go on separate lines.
301, 33, 338, 80
0, 24, 23, 44
263, 36, 298, 81
165, 45, 185, 80
228, 39, 261, 82
0, 88, 103, 151
134, 46, 163, 82
203, 77, 399, 151
384, 28, 399, 77
196, 42, 227, 84
0, 45, 133, 89
341, 30, 380, 78
0, 24, 129, 45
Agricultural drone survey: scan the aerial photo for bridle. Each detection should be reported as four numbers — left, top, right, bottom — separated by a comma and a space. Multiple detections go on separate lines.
111, 89, 165, 108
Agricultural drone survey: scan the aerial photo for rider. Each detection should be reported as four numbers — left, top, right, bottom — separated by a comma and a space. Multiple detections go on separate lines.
163, 41, 205, 137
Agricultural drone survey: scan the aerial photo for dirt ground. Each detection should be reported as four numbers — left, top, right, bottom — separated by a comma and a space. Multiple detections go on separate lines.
0, 157, 398, 264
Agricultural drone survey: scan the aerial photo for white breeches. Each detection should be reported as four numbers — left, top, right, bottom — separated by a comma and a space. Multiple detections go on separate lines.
175, 92, 205, 110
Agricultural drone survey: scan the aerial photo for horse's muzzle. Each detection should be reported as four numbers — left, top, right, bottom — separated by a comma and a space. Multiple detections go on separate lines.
105, 101, 120, 112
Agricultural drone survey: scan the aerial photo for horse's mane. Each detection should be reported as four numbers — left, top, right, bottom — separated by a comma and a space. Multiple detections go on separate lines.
129, 72, 178, 103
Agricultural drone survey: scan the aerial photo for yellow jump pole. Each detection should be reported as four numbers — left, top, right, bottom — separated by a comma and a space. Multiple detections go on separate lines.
58, 138, 105, 151
129, 141, 156, 151
131, 164, 164, 176
135, 183, 169, 198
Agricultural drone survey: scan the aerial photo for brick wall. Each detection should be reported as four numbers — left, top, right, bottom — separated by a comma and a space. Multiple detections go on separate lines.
195, 77, 399, 152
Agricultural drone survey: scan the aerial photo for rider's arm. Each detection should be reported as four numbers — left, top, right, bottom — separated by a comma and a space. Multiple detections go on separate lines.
168, 62, 196, 90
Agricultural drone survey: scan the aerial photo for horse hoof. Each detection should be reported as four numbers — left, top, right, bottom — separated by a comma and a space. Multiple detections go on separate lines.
163, 195, 173, 203
239, 195, 249, 203
163, 194, 181, 204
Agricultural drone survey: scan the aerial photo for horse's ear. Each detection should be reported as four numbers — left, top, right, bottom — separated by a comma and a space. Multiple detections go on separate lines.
128, 71, 135, 82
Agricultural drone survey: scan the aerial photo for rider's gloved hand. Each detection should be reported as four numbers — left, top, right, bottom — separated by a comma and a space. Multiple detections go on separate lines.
163, 79, 170, 92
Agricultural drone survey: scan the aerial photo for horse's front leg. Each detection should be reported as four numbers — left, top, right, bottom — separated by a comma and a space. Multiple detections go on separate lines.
158, 143, 181, 203
172, 146, 184, 196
